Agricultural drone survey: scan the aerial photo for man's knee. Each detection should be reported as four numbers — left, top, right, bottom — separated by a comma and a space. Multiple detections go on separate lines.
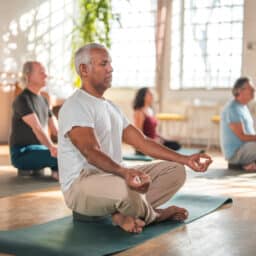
160, 161, 186, 187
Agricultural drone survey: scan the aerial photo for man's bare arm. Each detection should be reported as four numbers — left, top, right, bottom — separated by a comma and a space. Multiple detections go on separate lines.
48, 116, 58, 137
123, 124, 187, 163
123, 125, 212, 172
68, 126, 152, 193
229, 122, 256, 141
22, 113, 57, 157
68, 126, 127, 177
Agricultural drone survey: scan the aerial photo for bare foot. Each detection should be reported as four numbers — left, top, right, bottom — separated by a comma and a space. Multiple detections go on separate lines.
155, 206, 189, 222
112, 213, 145, 233
243, 162, 256, 172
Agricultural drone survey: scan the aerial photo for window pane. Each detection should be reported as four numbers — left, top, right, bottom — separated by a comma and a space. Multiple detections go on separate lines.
170, 0, 244, 89
110, 0, 157, 88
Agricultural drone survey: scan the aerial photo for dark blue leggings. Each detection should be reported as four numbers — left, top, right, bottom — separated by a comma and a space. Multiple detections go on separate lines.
10, 145, 58, 171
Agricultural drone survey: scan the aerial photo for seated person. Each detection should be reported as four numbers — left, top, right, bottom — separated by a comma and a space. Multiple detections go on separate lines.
133, 87, 181, 154
9, 61, 58, 180
220, 77, 256, 171
58, 43, 212, 233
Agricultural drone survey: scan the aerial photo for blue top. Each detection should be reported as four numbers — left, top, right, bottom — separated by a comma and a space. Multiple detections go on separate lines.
220, 99, 255, 160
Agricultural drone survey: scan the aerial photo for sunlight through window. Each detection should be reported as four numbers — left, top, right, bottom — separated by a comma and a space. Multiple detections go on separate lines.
110, 0, 157, 88
0, 0, 74, 98
171, 0, 244, 90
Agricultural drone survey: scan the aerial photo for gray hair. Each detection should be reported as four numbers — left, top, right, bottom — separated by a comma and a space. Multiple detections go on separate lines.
21, 61, 35, 86
74, 43, 106, 76
232, 77, 251, 97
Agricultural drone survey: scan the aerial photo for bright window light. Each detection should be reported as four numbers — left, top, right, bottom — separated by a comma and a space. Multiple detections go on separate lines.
170, 0, 244, 90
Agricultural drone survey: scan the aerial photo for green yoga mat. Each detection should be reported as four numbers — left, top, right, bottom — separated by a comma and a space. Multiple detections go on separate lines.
123, 148, 204, 161
0, 194, 231, 256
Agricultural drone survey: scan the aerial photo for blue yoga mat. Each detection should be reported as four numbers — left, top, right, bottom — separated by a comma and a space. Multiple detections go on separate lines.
0, 194, 231, 256
123, 148, 204, 161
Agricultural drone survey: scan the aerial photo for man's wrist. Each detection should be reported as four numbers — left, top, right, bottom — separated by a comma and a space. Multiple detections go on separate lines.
48, 144, 56, 151
116, 166, 127, 178
176, 154, 188, 165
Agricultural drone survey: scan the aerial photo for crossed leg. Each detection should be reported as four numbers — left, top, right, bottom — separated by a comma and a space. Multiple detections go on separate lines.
64, 161, 187, 233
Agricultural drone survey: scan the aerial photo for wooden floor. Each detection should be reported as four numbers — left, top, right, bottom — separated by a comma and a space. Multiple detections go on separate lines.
0, 146, 256, 256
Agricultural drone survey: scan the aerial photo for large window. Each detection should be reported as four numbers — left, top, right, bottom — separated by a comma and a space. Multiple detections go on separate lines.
110, 0, 157, 88
0, 0, 74, 98
171, 0, 244, 89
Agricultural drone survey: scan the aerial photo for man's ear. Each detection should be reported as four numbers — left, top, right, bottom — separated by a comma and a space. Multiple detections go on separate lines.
79, 63, 88, 77
23, 74, 29, 84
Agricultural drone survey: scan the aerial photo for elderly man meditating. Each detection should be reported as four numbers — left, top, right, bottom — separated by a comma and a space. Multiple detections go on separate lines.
9, 61, 58, 180
221, 77, 256, 171
58, 43, 212, 233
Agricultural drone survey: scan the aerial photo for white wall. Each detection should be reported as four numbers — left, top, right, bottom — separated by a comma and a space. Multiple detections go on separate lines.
242, 0, 256, 78
0, 0, 48, 73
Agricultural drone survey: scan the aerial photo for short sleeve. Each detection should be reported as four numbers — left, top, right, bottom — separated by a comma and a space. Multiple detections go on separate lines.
121, 111, 130, 129
59, 101, 95, 137
13, 94, 34, 118
226, 104, 243, 123
41, 96, 53, 118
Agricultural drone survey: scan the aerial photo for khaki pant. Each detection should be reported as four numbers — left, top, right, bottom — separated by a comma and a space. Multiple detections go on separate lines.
64, 161, 186, 225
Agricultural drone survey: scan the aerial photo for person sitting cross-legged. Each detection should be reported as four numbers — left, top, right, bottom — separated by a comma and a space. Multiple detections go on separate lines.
58, 43, 212, 233
221, 77, 256, 171
9, 61, 59, 180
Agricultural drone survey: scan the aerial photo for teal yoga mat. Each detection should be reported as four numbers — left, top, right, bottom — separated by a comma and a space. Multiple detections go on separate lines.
0, 194, 231, 256
122, 154, 154, 161
123, 147, 204, 161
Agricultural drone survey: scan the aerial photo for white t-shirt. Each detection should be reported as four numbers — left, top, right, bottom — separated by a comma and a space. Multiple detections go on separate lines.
58, 89, 130, 191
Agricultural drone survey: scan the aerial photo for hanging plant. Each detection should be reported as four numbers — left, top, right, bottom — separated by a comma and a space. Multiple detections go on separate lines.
71, 0, 120, 87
